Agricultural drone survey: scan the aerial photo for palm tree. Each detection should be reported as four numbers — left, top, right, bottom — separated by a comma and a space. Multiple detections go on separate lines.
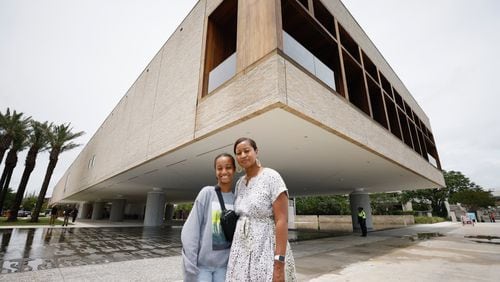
8, 121, 50, 221
0, 108, 29, 165
31, 123, 84, 222
0, 108, 9, 164
0, 132, 29, 213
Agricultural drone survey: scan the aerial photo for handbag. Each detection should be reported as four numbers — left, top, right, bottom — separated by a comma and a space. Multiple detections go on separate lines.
215, 185, 239, 242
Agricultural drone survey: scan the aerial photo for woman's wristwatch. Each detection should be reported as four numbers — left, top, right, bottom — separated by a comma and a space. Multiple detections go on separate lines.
274, 255, 285, 263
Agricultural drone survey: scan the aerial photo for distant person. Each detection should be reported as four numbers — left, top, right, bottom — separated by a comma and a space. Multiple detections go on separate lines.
490, 212, 496, 223
49, 205, 58, 225
71, 207, 78, 223
358, 207, 367, 237
62, 205, 71, 226
181, 153, 236, 281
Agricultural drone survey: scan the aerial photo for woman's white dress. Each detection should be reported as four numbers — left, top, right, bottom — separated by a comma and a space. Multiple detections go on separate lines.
226, 168, 296, 281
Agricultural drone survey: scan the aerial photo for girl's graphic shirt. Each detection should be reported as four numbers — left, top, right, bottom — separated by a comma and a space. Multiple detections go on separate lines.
212, 201, 234, 250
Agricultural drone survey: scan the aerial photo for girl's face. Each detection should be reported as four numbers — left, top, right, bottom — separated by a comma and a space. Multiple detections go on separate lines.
215, 156, 235, 185
235, 141, 258, 169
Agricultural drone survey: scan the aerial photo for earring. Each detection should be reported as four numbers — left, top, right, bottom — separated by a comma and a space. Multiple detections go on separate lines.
256, 159, 261, 167
236, 165, 243, 173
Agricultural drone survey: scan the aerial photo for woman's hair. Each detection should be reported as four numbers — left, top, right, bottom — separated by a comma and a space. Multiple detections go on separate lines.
233, 137, 258, 153
214, 153, 236, 169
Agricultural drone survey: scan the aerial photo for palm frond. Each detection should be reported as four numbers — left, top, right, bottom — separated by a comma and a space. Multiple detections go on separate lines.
47, 123, 85, 152
28, 120, 51, 151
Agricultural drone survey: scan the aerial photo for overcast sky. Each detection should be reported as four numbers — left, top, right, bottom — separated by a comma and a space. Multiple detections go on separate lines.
1, 0, 498, 198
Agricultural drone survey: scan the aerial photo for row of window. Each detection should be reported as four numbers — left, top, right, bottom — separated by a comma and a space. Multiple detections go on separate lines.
281, 0, 440, 168
202, 0, 440, 168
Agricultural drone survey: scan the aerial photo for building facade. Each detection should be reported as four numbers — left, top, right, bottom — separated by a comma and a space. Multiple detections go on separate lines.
51, 0, 444, 227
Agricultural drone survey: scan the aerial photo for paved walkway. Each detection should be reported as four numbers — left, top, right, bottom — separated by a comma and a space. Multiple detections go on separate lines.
0, 221, 499, 281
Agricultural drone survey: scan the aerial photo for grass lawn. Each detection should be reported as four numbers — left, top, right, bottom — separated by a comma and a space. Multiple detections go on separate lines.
0, 216, 66, 226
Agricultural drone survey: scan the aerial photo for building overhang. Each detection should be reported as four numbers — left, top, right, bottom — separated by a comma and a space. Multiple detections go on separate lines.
64, 107, 443, 204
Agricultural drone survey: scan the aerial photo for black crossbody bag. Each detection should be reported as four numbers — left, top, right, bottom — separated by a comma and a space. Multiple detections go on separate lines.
215, 185, 239, 242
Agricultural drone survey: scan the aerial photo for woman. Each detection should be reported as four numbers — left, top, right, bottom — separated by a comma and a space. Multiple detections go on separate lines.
226, 137, 296, 282
181, 153, 236, 282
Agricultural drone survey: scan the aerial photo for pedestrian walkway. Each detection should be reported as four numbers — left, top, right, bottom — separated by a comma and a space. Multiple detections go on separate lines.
0, 221, 499, 281
0, 218, 146, 229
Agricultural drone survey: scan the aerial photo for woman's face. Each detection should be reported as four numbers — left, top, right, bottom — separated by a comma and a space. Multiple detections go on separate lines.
215, 156, 235, 185
235, 141, 258, 169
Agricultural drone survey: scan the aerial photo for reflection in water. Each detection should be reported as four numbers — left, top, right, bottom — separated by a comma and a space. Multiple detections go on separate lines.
1, 230, 12, 251
44, 228, 53, 243
22, 229, 36, 258
0, 227, 183, 274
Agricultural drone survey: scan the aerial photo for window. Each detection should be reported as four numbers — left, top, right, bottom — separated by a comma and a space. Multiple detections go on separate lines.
283, 32, 336, 90
202, 0, 237, 96
343, 50, 369, 115
398, 109, 413, 148
379, 72, 392, 97
367, 75, 388, 129
281, 0, 343, 95
362, 51, 378, 81
385, 96, 402, 139
88, 155, 96, 169
313, 0, 336, 38
339, 24, 360, 63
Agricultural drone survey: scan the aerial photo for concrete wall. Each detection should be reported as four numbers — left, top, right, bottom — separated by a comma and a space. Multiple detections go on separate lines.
294, 215, 415, 231
51, 1, 206, 203
196, 54, 286, 137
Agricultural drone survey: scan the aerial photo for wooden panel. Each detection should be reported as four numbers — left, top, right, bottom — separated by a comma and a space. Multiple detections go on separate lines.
237, 0, 281, 71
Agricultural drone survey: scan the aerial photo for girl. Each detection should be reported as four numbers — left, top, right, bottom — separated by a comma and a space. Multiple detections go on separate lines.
181, 153, 236, 282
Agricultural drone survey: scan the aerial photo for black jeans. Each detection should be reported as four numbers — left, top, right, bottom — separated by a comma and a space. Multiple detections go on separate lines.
359, 219, 367, 236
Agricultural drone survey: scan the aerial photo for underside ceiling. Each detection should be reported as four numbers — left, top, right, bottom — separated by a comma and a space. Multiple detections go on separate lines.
64, 108, 441, 204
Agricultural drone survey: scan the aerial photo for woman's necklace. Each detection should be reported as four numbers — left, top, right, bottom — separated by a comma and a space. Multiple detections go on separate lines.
245, 167, 262, 186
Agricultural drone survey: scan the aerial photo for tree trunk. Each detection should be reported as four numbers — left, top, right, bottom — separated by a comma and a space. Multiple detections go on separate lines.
0, 135, 12, 166
8, 147, 38, 221
0, 148, 18, 212
0, 169, 14, 212
31, 149, 59, 223
0, 169, 8, 203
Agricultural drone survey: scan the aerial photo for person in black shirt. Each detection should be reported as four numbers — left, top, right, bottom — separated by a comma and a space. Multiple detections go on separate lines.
49, 205, 58, 225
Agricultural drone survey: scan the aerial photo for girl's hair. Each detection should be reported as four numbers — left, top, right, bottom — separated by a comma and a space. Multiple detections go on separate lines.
214, 153, 236, 169
233, 137, 258, 153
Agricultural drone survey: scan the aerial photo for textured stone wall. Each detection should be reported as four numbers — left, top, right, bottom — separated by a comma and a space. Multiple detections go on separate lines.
294, 215, 415, 231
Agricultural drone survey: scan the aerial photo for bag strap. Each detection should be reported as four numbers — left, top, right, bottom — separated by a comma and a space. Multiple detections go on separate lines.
214, 185, 227, 212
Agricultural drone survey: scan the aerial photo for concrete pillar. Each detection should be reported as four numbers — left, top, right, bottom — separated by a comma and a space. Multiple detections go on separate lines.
125, 203, 144, 219
78, 202, 92, 219
349, 189, 373, 232
91, 202, 105, 220
110, 199, 126, 222
144, 188, 166, 227
288, 198, 296, 229
164, 203, 174, 221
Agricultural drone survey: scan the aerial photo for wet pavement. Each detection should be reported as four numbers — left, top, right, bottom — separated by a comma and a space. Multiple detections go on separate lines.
0, 226, 182, 274
1, 222, 499, 281
0, 224, 342, 275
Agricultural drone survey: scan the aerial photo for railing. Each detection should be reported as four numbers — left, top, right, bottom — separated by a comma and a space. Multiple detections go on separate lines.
208, 52, 237, 93
427, 153, 437, 167
283, 31, 336, 91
